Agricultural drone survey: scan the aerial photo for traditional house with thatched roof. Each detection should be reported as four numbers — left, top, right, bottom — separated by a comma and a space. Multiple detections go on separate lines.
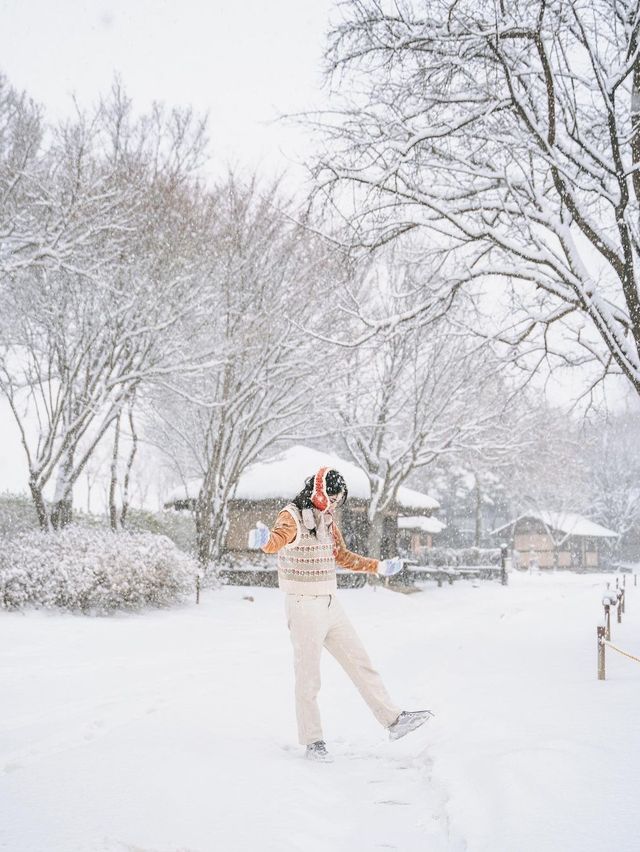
165, 444, 440, 557
397, 515, 447, 556
490, 511, 617, 570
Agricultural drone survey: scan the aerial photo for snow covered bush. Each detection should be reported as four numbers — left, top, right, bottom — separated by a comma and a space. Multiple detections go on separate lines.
0, 526, 199, 613
125, 507, 197, 556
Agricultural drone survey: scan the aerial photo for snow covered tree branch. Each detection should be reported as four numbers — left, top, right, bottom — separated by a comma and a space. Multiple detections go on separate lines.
149, 175, 334, 566
0, 82, 214, 529
313, 0, 640, 396
329, 261, 525, 557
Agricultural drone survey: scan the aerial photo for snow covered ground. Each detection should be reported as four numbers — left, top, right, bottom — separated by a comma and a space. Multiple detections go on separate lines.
1, 571, 639, 852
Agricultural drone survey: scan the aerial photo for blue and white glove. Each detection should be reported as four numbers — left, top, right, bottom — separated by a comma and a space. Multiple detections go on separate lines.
378, 557, 404, 577
247, 521, 270, 550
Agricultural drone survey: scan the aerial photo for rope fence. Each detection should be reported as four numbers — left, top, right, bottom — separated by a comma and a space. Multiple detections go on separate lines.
596, 573, 639, 680
603, 641, 640, 665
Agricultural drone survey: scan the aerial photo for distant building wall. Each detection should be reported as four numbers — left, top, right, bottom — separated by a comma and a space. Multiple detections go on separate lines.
168, 496, 424, 558
225, 499, 284, 551
512, 519, 604, 569
397, 529, 433, 555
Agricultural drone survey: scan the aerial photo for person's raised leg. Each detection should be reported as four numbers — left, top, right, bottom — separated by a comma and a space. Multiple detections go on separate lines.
323, 597, 401, 729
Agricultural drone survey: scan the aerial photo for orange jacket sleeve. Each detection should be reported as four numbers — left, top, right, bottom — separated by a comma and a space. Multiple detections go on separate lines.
261, 509, 298, 553
261, 511, 379, 573
333, 523, 379, 573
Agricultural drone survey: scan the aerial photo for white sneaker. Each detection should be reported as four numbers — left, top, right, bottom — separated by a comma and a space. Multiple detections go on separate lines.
305, 740, 334, 762
388, 710, 434, 741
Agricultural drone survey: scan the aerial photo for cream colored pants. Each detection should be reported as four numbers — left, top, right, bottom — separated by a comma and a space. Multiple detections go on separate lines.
285, 593, 401, 745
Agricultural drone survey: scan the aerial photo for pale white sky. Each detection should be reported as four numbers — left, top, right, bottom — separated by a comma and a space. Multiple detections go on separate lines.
0, 0, 337, 501
0, 0, 335, 179
0, 1, 637, 504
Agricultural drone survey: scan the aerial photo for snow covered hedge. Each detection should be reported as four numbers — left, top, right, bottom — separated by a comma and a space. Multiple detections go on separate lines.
0, 526, 200, 613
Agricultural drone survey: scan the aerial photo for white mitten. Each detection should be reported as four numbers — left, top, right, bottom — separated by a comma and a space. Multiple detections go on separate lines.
248, 521, 270, 549
378, 557, 404, 577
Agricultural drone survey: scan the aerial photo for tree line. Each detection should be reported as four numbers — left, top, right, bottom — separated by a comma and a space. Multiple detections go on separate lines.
2, 0, 640, 570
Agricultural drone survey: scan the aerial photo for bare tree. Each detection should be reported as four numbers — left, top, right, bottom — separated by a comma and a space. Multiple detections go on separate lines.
119, 398, 139, 528
0, 76, 45, 278
329, 263, 522, 557
0, 75, 158, 284
151, 175, 330, 566
0, 84, 214, 529
106, 395, 139, 529
315, 0, 640, 398
424, 395, 577, 546
491, 405, 597, 567
585, 411, 640, 559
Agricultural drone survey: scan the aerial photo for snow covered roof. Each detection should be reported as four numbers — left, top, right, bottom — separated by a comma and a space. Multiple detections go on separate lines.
398, 515, 446, 534
490, 511, 617, 539
165, 445, 439, 511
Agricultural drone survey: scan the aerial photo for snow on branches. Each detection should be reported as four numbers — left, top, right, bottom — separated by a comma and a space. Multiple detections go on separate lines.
316, 0, 640, 397
0, 79, 214, 530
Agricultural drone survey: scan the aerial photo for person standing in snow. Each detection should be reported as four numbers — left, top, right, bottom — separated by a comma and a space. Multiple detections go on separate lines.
249, 466, 433, 762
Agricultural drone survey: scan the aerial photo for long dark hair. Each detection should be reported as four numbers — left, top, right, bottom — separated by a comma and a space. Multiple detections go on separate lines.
292, 469, 348, 536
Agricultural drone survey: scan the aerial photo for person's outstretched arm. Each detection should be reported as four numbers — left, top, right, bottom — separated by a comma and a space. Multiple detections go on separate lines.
261, 509, 298, 553
333, 523, 379, 573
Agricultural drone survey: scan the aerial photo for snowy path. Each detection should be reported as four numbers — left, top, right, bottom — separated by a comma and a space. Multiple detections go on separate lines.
1, 572, 639, 851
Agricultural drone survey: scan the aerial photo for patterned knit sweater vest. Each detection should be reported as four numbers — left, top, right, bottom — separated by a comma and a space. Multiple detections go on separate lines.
277, 503, 337, 595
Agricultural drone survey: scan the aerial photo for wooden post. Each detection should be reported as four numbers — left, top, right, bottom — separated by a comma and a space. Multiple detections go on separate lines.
196, 574, 201, 605
617, 591, 622, 623
604, 603, 611, 641
597, 626, 606, 680
620, 589, 625, 616
616, 576, 619, 589
500, 542, 508, 586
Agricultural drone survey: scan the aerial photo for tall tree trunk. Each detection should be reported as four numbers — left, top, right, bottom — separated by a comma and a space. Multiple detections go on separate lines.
365, 475, 386, 559
109, 413, 121, 531
29, 478, 49, 531
50, 446, 75, 529
630, 51, 640, 225
195, 487, 231, 568
120, 403, 138, 528
195, 490, 214, 568
474, 474, 483, 547
209, 504, 230, 564
366, 512, 385, 559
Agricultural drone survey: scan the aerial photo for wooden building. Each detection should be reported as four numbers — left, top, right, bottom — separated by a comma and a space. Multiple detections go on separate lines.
397, 515, 446, 556
490, 511, 617, 570
164, 445, 440, 557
